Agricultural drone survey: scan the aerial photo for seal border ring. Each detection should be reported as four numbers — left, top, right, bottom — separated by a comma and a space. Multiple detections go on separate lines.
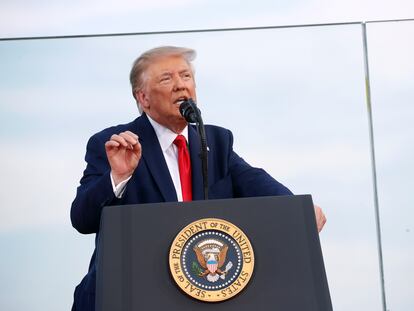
169, 218, 255, 302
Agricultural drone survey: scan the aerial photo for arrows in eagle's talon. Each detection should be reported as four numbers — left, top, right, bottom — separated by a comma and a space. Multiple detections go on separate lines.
220, 261, 234, 279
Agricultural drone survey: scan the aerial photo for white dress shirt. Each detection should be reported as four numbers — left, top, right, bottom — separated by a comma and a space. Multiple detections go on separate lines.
110, 115, 188, 202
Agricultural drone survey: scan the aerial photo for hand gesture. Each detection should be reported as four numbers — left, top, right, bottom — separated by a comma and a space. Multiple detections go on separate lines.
105, 131, 141, 185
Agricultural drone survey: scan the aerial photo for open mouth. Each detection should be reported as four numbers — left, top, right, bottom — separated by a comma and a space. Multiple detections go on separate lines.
174, 96, 188, 105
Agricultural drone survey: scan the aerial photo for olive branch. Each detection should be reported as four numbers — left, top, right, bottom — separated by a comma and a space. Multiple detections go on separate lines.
191, 261, 204, 276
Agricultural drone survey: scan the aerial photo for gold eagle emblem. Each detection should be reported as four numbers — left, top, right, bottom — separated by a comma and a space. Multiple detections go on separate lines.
193, 239, 232, 282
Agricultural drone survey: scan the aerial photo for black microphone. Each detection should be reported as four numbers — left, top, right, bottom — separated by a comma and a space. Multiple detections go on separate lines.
179, 98, 209, 200
179, 98, 200, 123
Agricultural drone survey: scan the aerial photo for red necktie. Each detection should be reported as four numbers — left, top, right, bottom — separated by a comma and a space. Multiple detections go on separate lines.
174, 135, 192, 201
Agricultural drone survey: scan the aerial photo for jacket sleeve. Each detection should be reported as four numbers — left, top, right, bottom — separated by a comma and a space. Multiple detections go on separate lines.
226, 130, 293, 197
70, 134, 122, 234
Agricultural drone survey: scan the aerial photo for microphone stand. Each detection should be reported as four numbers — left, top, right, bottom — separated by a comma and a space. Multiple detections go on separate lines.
183, 99, 209, 200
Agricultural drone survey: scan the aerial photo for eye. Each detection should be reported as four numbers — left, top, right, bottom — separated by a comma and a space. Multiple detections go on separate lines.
182, 72, 192, 80
159, 75, 172, 84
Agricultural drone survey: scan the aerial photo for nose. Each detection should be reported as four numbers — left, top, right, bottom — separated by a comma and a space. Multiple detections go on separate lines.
173, 74, 186, 91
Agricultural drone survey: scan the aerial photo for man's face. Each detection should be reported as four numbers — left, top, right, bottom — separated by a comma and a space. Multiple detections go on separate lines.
137, 55, 196, 132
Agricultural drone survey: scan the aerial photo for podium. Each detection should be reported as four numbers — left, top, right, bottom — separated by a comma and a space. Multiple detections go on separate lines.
95, 195, 332, 310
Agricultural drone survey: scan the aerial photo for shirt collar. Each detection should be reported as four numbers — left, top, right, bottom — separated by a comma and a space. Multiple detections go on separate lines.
146, 114, 189, 152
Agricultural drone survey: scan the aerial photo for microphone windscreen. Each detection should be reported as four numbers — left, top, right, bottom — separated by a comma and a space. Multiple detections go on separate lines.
179, 99, 199, 123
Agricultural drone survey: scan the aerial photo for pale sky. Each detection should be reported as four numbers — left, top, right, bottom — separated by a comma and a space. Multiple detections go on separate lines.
1, 0, 414, 37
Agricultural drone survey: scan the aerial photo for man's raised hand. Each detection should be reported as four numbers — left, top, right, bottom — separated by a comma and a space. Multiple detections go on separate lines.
105, 131, 141, 185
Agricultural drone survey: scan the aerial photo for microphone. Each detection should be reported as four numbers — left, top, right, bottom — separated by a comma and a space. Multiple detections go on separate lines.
179, 99, 200, 123
179, 98, 209, 200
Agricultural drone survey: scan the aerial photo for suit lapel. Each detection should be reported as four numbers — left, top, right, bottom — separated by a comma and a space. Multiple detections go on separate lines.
134, 114, 177, 202
188, 125, 205, 200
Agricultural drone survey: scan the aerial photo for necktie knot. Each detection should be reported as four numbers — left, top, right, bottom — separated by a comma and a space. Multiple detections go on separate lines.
174, 135, 187, 148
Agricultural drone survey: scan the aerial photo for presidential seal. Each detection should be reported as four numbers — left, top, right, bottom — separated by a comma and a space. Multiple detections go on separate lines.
169, 218, 254, 302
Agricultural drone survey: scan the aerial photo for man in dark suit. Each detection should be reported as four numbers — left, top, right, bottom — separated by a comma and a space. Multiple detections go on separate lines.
70, 46, 326, 311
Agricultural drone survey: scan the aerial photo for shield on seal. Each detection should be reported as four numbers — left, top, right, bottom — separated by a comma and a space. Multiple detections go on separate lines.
207, 260, 218, 274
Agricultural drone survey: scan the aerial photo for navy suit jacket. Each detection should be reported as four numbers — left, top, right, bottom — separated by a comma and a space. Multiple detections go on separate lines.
71, 113, 292, 311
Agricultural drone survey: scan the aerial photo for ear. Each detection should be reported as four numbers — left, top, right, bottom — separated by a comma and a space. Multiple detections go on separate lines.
136, 90, 150, 109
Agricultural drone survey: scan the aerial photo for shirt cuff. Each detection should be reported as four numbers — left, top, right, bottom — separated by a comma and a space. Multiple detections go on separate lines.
110, 173, 132, 198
